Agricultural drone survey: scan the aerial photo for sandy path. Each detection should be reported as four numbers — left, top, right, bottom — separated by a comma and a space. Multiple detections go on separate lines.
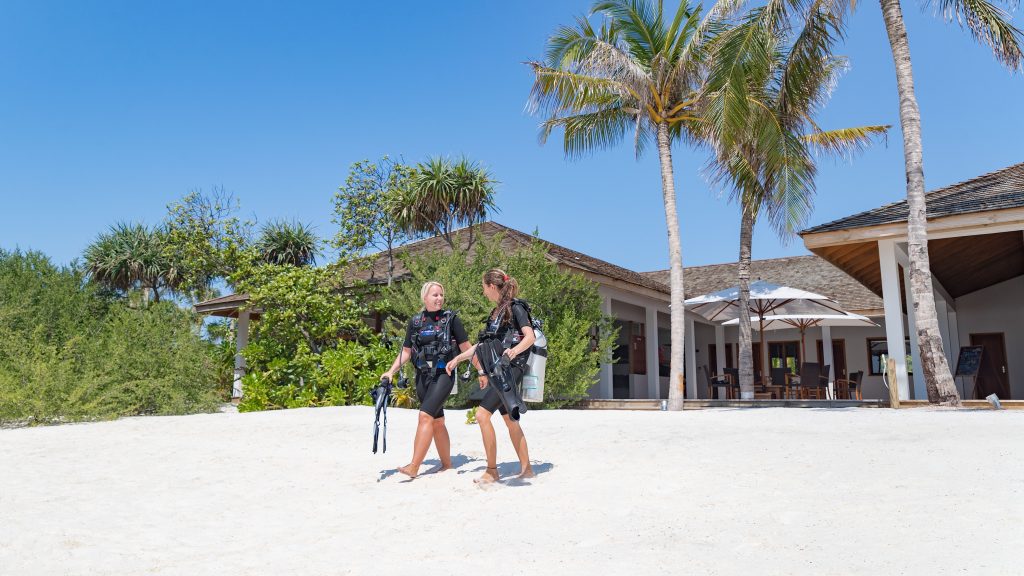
1, 406, 1021, 575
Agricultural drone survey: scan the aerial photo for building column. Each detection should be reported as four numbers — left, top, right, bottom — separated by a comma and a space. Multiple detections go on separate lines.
821, 325, 835, 399
715, 325, 726, 398
878, 240, 910, 400
935, 296, 951, 363
233, 310, 251, 400
901, 263, 926, 399
645, 306, 660, 399
599, 296, 613, 399
685, 316, 697, 400
948, 308, 965, 397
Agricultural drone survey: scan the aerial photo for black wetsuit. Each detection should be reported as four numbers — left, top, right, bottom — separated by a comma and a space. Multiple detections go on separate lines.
479, 301, 532, 416
403, 310, 469, 419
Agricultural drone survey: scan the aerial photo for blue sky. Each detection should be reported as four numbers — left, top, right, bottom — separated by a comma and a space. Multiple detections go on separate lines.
1, 0, 1022, 273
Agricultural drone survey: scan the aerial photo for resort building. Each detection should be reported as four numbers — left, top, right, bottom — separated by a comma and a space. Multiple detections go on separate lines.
196, 162, 1023, 404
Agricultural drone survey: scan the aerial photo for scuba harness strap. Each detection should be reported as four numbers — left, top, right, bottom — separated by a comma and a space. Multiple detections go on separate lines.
411, 309, 458, 378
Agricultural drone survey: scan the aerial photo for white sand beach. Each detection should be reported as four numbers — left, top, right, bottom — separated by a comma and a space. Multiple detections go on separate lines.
1, 406, 1022, 575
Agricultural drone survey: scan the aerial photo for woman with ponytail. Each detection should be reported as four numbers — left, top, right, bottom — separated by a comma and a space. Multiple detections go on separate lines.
447, 268, 535, 484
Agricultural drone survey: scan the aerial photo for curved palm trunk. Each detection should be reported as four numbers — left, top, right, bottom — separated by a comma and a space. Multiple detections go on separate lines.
657, 122, 687, 410
737, 204, 755, 399
879, 0, 961, 406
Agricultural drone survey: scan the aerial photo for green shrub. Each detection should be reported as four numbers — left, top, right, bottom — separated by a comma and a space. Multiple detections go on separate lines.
0, 250, 221, 426
234, 261, 396, 411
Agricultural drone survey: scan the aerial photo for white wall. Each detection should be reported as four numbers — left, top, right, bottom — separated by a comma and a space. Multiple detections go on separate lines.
595, 285, 671, 399
955, 275, 1024, 400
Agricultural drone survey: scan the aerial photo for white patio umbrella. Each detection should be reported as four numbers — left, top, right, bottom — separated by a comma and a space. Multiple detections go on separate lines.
721, 313, 878, 367
684, 281, 851, 387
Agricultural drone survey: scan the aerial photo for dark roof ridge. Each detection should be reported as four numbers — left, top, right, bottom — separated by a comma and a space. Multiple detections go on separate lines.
642, 254, 818, 274
798, 158, 1024, 233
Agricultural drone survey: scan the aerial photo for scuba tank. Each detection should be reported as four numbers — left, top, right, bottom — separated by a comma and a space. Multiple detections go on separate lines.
522, 326, 547, 403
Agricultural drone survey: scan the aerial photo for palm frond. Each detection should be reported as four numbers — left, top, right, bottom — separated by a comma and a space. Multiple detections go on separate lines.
803, 125, 890, 159
934, 0, 1024, 69
540, 106, 638, 158
527, 64, 638, 117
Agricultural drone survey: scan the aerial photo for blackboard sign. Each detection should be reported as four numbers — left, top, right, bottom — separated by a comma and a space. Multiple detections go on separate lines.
954, 346, 984, 378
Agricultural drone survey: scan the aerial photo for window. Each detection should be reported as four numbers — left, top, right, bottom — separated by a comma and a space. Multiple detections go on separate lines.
867, 338, 913, 376
768, 341, 800, 373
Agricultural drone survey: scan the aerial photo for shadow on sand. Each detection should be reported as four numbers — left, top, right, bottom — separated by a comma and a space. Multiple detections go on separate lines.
377, 453, 475, 482
460, 460, 554, 487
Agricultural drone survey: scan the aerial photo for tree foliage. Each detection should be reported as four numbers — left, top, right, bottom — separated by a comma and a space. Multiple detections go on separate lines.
386, 232, 616, 408
162, 188, 251, 302
0, 249, 221, 426
83, 222, 180, 304
332, 157, 421, 285
390, 156, 498, 250
231, 261, 390, 412
256, 220, 319, 267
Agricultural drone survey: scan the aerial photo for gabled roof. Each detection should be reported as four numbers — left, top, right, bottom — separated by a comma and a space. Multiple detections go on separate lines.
193, 292, 260, 319
353, 221, 671, 296
801, 162, 1024, 235
641, 255, 883, 315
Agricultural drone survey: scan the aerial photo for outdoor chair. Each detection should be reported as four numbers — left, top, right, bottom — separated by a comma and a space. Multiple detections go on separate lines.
836, 370, 864, 400
702, 365, 732, 400
766, 366, 790, 400
795, 362, 829, 399
803, 363, 831, 399
723, 367, 741, 399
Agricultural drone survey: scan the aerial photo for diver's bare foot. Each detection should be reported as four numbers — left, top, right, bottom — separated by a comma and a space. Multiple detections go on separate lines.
518, 467, 536, 479
474, 467, 499, 484
398, 464, 418, 478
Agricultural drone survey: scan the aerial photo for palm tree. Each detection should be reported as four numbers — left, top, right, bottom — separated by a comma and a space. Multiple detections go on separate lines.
701, 2, 888, 396
390, 156, 497, 250
529, 0, 719, 410
256, 220, 319, 266
875, 0, 1022, 404
84, 222, 179, 304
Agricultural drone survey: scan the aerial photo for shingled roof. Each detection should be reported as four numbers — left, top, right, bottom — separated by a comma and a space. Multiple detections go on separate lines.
354, 221, 671, 295
641, 255, 883, 315
802, 162, 1024, 234
193, 292, 260, 318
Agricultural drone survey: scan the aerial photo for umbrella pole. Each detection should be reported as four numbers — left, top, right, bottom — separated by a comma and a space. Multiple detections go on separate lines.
760, 316, 767, 390
800, 328, 806, 367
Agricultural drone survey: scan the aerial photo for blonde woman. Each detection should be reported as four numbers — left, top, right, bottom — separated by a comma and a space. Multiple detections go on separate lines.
381, 281, 470, 478
447, 268, 535, 484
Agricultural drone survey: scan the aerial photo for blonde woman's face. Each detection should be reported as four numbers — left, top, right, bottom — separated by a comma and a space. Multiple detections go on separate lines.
423, 285, 445, 312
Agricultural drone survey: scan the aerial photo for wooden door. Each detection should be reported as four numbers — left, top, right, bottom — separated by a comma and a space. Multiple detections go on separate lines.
631, 334, 647, 375
816, 339, 847, 380
752, 345, 763, 383
969, 333, 1010, 399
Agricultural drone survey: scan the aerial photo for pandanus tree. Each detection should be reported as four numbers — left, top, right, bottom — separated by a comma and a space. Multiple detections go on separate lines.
390, 156, 497, 251
529, 0, 722, 409
84, 222, 179, 304
256, 220, 319, 267
700, 0, 888, 397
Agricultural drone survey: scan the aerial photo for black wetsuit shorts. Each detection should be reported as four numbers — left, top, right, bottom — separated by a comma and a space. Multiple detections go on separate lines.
416, 370, 454, 419
479, 364, 524, 416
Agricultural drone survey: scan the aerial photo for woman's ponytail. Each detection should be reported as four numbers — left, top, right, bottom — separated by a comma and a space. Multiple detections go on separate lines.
483, 268, 518, 323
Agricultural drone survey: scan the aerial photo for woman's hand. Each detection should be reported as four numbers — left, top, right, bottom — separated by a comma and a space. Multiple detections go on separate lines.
380, 370, 394, 382
478, 375, 489, 389
503, 348, 517, 361
445, 362, 457, 376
